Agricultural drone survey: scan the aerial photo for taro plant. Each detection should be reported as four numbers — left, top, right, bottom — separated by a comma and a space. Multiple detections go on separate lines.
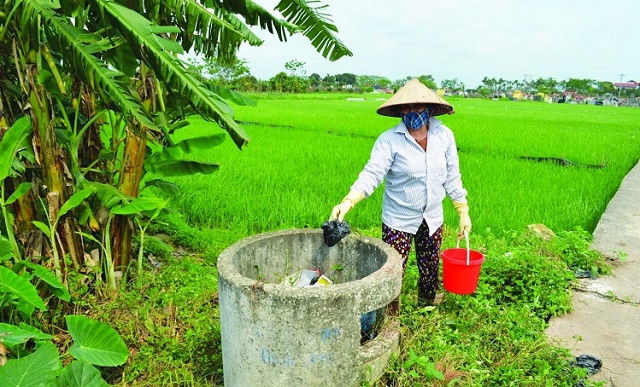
0, 250, 128, 385
0, 315, 129, 386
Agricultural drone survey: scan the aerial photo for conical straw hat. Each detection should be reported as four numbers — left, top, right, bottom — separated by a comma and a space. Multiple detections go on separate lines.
377, 79, 454, 117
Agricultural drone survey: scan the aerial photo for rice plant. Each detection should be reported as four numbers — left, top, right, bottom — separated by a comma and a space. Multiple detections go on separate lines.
156, 96, 640, 237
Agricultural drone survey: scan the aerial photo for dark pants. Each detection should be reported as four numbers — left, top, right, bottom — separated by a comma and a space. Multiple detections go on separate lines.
382, 220, 443, 295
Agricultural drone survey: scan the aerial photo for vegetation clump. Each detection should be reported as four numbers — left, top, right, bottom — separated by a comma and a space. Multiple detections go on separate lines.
64, 220, 606, 386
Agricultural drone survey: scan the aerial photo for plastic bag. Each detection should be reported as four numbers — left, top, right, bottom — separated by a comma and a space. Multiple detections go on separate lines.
574, 354, 602, 375
572, 354, 602, 387
321, 219, 351, 247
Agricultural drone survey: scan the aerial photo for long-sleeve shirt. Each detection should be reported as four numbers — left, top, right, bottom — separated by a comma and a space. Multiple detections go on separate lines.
350, 117, 467, 236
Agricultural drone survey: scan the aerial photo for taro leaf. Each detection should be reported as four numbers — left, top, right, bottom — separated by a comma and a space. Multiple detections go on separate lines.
18, 322, 55, 340
0, 323, 53, 348
0, 341, 60, 386
144, 160, 219, 177
67, 315, 129, 367
0, 116, 32, 181
5, 182, 33, 205
0, 266, 47, 311
23, 262, 71, 301
142, 179, 180, 196
57, 360, 109, 387
17, 298, 36, 320
0, 236, 13, 261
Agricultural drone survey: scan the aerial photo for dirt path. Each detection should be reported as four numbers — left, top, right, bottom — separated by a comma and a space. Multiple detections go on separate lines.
546, 162, 640, 386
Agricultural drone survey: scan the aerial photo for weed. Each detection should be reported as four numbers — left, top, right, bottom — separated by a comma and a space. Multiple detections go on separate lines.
403, 349, 445, 381
616, 250, 628, 262
88, 253, 223, 386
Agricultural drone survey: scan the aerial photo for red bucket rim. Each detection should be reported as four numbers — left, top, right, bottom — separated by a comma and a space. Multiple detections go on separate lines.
441, 248, 485, 265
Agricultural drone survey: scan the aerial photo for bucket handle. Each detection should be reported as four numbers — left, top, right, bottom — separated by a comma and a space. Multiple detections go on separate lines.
455, 230, 470, 265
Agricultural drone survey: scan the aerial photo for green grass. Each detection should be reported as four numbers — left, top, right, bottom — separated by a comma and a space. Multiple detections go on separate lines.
159, 96, 640, 236
103, 219, 604, 386
104, 95, 637, 386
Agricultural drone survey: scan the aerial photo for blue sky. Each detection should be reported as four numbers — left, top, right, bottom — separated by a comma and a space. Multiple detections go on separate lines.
236, 0, 639, 88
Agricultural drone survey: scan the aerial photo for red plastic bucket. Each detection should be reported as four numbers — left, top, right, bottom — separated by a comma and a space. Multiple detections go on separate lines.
442, 233, 485, 294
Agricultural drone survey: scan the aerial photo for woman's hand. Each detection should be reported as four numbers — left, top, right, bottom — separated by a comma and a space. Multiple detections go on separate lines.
330, 201, 353, 222
329, 190, 365, 221
453, 201, 472, 237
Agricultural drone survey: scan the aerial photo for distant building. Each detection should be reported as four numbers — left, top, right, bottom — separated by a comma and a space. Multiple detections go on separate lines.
511, 90, 524, 100
614, 81, 639, 90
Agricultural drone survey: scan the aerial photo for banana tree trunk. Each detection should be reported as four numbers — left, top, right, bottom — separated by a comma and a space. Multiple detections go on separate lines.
111, 126, 146, 271
111, 66, 155, 275
79, 90, 109, 184
6, 177, 37, 257
27, 65, 82, 273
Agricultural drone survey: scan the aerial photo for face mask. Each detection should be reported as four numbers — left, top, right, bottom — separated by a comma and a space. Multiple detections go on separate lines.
402, 108, 430, 131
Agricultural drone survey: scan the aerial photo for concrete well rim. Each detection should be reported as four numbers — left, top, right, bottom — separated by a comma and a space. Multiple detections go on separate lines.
217, 228, 403, 307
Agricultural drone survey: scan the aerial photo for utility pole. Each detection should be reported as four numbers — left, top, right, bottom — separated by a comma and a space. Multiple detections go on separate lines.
618, 73, 625, 102
524, 74, 532, 93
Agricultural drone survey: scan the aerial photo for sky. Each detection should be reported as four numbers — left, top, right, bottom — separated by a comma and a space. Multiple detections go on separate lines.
235, 0, 639, 88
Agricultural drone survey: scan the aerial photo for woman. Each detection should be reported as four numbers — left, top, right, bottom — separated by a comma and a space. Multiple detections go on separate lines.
329, 79, 471, 308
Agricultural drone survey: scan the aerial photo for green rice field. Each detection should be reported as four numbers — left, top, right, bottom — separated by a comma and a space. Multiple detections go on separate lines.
162, 95, 640, 239
120, 94, 640, 385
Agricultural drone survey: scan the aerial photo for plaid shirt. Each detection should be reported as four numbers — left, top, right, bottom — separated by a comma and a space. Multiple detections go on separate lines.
351, 118, 467, 235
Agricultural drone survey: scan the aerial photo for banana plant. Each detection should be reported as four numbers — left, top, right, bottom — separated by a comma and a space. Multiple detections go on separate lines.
31, 188, 95, 280
0, 117, 33, 262
0, 265, 48, 319
0, 0, 352, 293
80, 182, 170, 292
0, 235, 13, 262
110, 197, 170, 286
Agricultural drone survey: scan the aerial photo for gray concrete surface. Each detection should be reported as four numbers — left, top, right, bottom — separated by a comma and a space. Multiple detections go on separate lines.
217, 229, 403, 387
546, 161, 640, 387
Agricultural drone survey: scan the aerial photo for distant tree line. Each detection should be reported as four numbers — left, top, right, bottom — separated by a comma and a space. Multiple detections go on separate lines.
473, 77, 626, 98
187, 57, 637, 99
